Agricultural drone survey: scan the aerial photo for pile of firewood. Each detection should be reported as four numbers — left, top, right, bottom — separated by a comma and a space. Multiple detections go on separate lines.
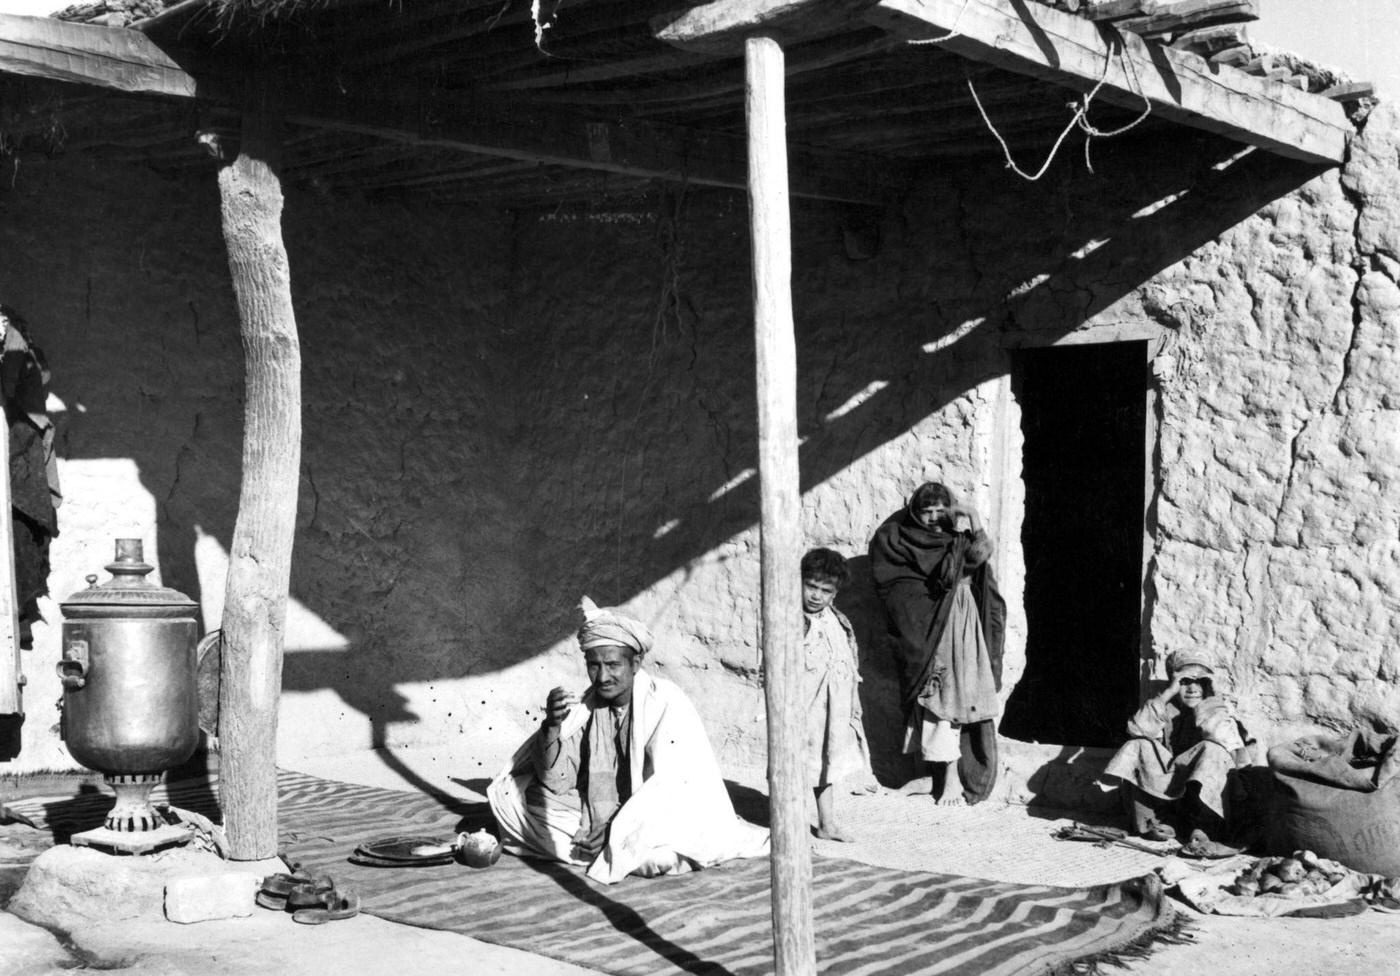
1038, 0, 1374, 106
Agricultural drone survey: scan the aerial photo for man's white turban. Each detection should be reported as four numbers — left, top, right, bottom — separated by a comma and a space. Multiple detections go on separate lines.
577, 596, 654, 657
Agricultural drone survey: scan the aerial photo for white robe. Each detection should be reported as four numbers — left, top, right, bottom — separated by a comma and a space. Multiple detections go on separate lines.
488, 670, 770, 884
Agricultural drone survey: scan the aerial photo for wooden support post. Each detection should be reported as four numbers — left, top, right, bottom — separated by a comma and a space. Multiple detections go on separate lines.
215, 87, 302, 860
0, 404, 20, 721
745, 33, 815, 976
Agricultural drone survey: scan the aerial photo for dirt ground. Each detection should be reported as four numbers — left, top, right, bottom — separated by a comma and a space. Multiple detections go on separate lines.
2, 747, 1398, 975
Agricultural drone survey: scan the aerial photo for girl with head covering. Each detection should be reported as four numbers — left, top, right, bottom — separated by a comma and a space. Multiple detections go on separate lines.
868, 482, 1006, 805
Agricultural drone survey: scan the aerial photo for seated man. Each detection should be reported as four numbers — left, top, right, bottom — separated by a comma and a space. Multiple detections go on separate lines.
488, 598, 769, 884
1098, 650, 1252, 843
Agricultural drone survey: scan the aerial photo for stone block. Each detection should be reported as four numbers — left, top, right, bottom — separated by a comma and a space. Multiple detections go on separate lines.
164, 872, 258, 924
8, 845, 265, 930
8, 846, 166, 928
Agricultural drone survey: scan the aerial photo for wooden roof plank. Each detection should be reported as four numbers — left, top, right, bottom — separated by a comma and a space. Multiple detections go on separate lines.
277, 87, 906, 205
0, 13, 899, 205
1084, 1, 1154, 21
863, 0, 1349, 164
0, 12, 195, 98
1113, 0, 1258, 36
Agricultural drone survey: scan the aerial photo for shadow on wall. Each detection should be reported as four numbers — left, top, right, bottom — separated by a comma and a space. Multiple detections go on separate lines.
7, 131, 1326, 788
838, 554, 905, 783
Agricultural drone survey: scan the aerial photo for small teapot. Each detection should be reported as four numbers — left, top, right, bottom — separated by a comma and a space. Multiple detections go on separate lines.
454, 828, 503, 868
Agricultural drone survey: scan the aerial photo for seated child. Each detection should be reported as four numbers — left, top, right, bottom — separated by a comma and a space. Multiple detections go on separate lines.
1099, 649, 1251, 843
800, 547, 875, 841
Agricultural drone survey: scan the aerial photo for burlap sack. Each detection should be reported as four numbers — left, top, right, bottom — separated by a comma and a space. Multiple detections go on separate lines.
1266, 730, 1400, 876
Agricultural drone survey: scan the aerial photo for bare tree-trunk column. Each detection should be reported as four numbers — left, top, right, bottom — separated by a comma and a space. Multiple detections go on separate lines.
746, 33, 816, 976
215, 99, 302, 861
0, 403, 21, 723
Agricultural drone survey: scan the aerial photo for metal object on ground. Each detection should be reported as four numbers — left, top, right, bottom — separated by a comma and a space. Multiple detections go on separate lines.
58, 538, 200, 853
350, 834, 457, 867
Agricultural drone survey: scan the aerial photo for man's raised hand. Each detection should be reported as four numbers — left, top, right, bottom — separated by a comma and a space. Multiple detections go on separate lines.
546, 686, 579, 726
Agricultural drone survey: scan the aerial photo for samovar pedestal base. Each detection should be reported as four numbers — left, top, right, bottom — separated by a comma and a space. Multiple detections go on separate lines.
69, 772, 191, 854
70, 823, 192, 855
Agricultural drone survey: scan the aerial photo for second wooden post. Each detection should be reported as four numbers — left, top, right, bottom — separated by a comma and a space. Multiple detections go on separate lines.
745, 32, 816, 976
215, 87, 303, 861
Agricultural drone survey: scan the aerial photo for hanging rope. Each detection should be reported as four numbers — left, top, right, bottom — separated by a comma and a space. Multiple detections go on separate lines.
1077, 41, 1153, 173
907, 0, 974, 46
1081, 36, 1153, 138
960, 30, 1154, 181
966, 78, 1082, 181
649, 183, 690, 371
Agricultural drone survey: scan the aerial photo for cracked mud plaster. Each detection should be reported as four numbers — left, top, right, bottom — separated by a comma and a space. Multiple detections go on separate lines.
1150, 103, 1400, 741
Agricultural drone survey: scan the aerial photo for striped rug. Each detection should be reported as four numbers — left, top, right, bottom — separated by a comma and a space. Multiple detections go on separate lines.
11, 771, 1177, 976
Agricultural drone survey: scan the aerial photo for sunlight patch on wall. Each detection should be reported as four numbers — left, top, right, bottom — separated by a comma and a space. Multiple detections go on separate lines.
277, 690, 371, 763
1071, 239, 1109, 260
52, 458, 160, 592
373, 652, 584, 762
707, 467, 755, 502
922, 318, 984, 354
193, 526, 350, 652
823, 380, 889, 423
1132, 192, 1188, 220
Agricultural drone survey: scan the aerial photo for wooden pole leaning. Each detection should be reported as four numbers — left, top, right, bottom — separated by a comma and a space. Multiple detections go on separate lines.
745, 33, 816, 976
214, 80, 303, 860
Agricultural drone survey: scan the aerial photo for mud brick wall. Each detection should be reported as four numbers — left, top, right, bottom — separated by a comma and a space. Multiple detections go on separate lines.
1, 104, 1396, 782
1147, 104, 1400, 741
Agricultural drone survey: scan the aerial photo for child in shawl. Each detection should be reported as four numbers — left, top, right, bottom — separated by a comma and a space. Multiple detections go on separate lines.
800, 548, 874, 841
870, 483, 1006, 805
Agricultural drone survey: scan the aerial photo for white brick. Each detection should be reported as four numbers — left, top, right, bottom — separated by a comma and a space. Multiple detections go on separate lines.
164, 873, 257, 924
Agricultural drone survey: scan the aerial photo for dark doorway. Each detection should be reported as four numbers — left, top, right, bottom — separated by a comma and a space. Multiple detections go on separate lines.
1000, 341, 1147, 747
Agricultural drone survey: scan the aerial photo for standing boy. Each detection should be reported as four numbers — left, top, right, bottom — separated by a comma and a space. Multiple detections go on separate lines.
801, 548, 874, 841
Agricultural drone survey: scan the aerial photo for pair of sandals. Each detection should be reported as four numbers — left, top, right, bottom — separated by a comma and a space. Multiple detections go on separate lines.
1139, 820, 1243, 859
257, 870, 361, 924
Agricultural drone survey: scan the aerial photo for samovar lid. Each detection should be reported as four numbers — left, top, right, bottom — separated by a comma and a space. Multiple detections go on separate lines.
60, 538, 198, 616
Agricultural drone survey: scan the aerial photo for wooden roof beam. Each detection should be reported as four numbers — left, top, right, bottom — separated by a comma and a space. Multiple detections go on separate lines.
274, 88, 906, 205
0, 12, 195, 97
862, 0, 1349, 165
653, 0, 1348, 164
0, 13, 902, 205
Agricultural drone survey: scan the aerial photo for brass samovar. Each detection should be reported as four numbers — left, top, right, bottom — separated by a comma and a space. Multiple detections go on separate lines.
57, 538, 200, 852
